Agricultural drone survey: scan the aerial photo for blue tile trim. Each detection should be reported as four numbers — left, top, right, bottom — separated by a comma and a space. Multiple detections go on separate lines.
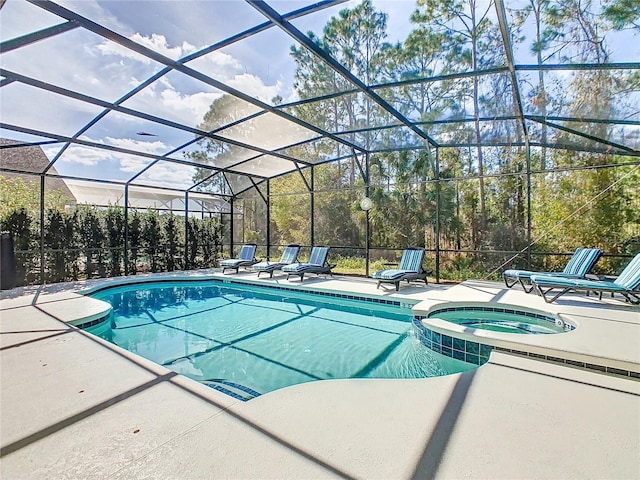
88, 277, 409, 307
412, 317, 490, 366
414, 316, 638, 378
227, 279, 406, 306
74, 313, 110, 330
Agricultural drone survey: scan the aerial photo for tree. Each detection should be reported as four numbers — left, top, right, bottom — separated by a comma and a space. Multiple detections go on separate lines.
291, 0, 390, 183
163, 213, 181, 271
78, 206, 105, 278
603, 0, 640, 30
0, 175, 68, 218
187, 94, 260, 192
142, 210, 162, 272
269, 173, 312, 247
128, 211, 142, 274
413, 0, 504, 246
105, 206, 124, 277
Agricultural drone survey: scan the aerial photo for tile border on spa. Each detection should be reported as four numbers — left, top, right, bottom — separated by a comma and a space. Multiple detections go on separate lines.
413, 316, 639, 379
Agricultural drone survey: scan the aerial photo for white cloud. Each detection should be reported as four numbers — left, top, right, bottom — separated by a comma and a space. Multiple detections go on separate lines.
226, 74, 283, 103
96, 33, 197, 63
49, 137, 167, 170
131, 33, 197, 60
105, 137, 169, 155
136, 162, 197, 189
120, 76, 222, 127
96, 39, 152, 64
190, 51, 245, 82
159, 87, 222, 123
45, 144, 114, 167
97, 32, 285, 107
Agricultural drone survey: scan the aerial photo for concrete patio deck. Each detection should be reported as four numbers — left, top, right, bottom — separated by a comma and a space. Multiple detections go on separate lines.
1, 271, 639, 479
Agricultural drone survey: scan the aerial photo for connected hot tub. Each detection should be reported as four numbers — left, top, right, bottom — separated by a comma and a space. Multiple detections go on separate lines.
426, 305, 573, 334
412, 303, 576, 366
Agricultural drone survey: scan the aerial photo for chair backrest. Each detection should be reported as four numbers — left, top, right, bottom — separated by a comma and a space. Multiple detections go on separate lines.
308, 246, 330, 266
614, 254, 640, 290
562, 248, 603, 275
238, 244, 257, 261
280, 244, 300, 264
398, 248, 425, 272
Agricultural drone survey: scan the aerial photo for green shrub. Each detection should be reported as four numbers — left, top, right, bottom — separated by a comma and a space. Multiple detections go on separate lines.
0, 205, 224, 286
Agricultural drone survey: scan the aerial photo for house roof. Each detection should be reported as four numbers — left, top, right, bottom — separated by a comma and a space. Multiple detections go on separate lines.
0, 138, 76, 202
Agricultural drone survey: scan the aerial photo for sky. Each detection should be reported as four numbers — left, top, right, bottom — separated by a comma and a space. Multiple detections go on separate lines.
1, 0, 637, 190
1, 0, 421, 188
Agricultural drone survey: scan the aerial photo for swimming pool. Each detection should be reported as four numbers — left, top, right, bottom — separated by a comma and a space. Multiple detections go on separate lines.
87, 280, 476, 400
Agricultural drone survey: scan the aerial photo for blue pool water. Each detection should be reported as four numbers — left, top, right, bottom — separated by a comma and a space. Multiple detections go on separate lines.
87, 281, 475, 400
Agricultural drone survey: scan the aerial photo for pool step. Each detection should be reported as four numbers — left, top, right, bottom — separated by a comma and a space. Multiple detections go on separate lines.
201, 379, 262, 401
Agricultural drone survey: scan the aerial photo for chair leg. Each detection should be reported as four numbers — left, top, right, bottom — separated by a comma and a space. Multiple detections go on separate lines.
536, 285, 571, 303
504, 276, 519, 289
376, 281, 381, 289
395, 281, 400, 291
518, 278, 534, 293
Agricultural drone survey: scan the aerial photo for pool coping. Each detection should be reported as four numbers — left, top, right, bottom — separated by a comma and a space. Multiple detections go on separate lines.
4, 270, 639, 378
77, 275, 640, 379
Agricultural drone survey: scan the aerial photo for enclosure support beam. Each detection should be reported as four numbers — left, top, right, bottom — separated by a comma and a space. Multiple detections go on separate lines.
310, 166, 315, 248
495, 0, 529, 145
248, 0, 438, 148
0, 21, 79, 53
435, 148, 440, 284
526, 141, 532, 269
229, 197, 235, 259
124, 185, 129, 276
530, 117, 638, 154
352, 149, 367, 182
39, 175, 45, 285
266, 179, 271, 260
184, 192, 190, 270
248, 178, 270, 259
365, 153, 371, 278
293, 163, 312, 192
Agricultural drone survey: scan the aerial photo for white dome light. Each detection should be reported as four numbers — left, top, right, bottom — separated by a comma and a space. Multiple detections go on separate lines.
360, 196, 373, 211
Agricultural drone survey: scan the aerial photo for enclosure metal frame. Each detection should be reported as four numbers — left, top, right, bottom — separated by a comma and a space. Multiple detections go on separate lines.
1, 0, 639, 284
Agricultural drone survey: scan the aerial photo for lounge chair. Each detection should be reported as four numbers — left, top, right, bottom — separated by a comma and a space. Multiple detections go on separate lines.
531, 253, 640, 304
372, 248, 432, 291
282, 246, 333, 281
220, 244, 258, 274
503, 247, 603, 293
252, 244, 300, 278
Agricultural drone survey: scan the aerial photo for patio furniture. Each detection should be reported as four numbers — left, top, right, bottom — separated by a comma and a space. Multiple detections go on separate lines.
531, 253, 640, 304
503, 247, 603, 293
220, 244, 258, 274
282, 246, 333, 281
371, 248, 432, 291
252, 244, 301, 278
